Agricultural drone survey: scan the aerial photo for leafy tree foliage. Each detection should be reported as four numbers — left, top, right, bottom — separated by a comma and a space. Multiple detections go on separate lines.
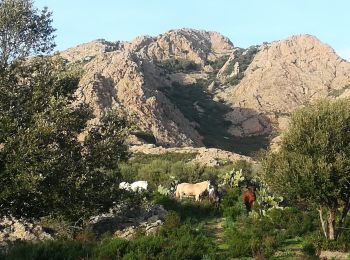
263, 99, 350, 240
0, 57, 130, 220
0, 0, 55, 69
0, 0, 130, 221
158, 58, 197, 73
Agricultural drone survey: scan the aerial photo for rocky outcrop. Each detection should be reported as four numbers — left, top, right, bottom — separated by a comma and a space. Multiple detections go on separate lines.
0, 217, 52, 245
60, 30, 350, 151
88, 202, 166, 239
62, 29, 236, 147
219, 35, 350, 136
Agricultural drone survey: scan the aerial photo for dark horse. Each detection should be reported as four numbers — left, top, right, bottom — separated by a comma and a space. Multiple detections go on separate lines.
208, 186, 221, 207
242, 186, 256, 213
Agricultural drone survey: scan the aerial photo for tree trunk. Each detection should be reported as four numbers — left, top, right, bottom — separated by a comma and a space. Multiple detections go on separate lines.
337, 200, 350, 239
318, 208, 327, 239
328, 209, 336, 240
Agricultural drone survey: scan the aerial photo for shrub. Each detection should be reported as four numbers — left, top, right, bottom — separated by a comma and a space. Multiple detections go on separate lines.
267, 207, 318, 237
157, 58, 198, 73
2, 240, 93, 260
220, 187, 244, 220
302, 242, 317, 257
133, 131, 157, 144
223, 216, 283, 258
209, 55, 229, 70
94, 237, 129, 259
162, 211, 181, 231
159, 224, 216, 260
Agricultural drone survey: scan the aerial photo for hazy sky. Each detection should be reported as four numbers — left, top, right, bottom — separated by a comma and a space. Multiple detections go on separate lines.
36, 0, 349, 61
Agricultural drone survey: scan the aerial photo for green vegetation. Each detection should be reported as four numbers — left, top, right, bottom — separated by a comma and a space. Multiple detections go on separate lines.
264, 99, 350, 240
120, 152, 240, 190
208, 55, 230, 70
0, 56, 130, 221
0, 217, 217, 260
0, 0, 55, 69
133, 131, 157, 144
157, 58, 198, 73
2, 1, 350, 259
0, 0, 130, 221
163, 81, 269, 155
224, 46, 259, 86
328, 85, 350, 97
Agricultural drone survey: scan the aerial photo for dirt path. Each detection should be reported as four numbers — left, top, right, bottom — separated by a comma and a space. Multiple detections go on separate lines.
205, 217, 228, 250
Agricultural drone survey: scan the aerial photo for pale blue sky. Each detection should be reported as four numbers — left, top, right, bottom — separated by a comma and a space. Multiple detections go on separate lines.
36, 0, 350, 60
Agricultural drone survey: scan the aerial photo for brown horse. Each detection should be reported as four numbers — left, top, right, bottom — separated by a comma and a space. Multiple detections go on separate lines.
175, 181, 210, 201
242, 186, 256, 212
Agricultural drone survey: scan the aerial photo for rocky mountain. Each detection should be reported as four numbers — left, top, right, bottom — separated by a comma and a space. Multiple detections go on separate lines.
60, 29, 350, 155
218, 35, 350, 137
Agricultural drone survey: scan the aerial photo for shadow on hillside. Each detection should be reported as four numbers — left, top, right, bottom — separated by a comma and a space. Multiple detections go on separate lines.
162, 82, 272, 156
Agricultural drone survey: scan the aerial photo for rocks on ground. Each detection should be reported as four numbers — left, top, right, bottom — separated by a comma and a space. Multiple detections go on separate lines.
0, 216, 53, 245
88, 201, 167, 240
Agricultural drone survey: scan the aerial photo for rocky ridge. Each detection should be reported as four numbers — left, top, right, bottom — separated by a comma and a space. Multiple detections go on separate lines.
61, 30, 350, 153
219, 34, 350, 135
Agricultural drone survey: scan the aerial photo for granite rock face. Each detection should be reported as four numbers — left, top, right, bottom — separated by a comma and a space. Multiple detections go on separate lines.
61, 30, 350, 150
219, 35, 350, 135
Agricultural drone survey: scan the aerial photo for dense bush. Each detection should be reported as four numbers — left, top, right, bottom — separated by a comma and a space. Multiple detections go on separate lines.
133, 131, 157, 144
220, 187, 244, 220
267, 207, 318, 237
221, 197, 319, 258
208, 55, 230, 70
157, 58, 198, 73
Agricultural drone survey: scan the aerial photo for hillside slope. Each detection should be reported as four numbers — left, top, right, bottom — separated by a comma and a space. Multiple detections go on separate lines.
60, 30, 350, 155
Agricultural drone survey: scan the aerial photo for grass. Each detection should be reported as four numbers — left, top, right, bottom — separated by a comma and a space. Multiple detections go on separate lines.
270, 237, 305, 259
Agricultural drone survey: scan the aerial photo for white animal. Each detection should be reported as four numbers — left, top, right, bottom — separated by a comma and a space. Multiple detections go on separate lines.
130, 181, 148, 192
119, 181, 132, 190
119, 181, 148, 193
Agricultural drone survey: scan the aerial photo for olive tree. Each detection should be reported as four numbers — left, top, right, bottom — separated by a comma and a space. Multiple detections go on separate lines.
0, 0, 55, 69
263, 99, 350, 240
0, 0, 130, 220
0, 57, 130, 220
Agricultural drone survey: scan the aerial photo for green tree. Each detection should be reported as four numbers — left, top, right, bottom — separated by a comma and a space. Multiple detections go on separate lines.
0, 0, 55, 69
263, 99, 350, 240
0, 0, 130, 220
0, 57, 130, 220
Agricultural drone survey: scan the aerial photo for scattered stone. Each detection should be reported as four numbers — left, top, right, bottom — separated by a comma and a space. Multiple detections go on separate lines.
88, 203, 167, 239
0, 216, 53, 246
